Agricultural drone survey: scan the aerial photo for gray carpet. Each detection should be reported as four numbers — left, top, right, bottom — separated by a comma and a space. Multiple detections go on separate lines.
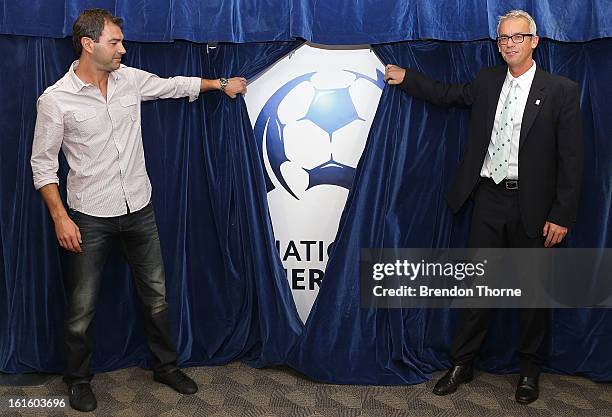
1, 362, 611, 416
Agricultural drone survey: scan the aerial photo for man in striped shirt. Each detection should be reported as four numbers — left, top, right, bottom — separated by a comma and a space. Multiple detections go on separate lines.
30, 8, 246, 412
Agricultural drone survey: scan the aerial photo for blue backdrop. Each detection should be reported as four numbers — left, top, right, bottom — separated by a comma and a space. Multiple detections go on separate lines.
1, 0, 611, 43
1, 1, 611, 384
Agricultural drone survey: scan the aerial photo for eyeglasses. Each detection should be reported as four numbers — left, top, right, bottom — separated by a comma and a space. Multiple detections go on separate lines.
497, 33, 534, 44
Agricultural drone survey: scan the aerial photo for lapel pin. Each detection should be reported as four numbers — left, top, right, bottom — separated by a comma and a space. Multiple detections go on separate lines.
535, 99, 541, 106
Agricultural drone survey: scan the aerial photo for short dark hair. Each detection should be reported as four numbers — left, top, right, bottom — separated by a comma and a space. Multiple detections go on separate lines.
72, 9, 123, 56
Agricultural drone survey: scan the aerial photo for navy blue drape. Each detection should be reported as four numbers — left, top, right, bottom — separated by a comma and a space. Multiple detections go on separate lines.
0, 36, 303, 373
1, 25, 612, 384
289, 39, 612, 384
1, 1, 611, 43
197, 41, 305, 367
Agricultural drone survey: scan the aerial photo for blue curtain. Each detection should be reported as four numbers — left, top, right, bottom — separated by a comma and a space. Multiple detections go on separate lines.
1, 1, 611, 43
197, 41, 305, 367
1, 13, 612, 384
0, 36, 303, 373
288, 39, 612, 384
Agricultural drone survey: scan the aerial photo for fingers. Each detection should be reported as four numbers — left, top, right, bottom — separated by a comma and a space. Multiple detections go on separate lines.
544, 229, 555, 247
60, 233, 81, 252
384, 64, 405, 84
545, 229, 563, 247
384, 64, 391, 81
71, 226, 82, 253
384, 65, 393, 82
58, 235, 79, 253
56, 219, 82, 253
225, 77, 247, 98
237, 77, 247, 93
232, 77, 247, 87
544, 229, 554, 247
552, 228, 567, 246
543, 222, 553, 247
57, 236, 68, 251
69, 234, 82, 253
543, 223, 567, 247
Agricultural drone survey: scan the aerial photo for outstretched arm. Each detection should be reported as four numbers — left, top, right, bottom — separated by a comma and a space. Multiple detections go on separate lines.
385, 64, 477, 108
130, 68, 247, 101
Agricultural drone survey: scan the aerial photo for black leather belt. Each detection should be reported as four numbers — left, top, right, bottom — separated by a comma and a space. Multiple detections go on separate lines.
485, 178, 519, 190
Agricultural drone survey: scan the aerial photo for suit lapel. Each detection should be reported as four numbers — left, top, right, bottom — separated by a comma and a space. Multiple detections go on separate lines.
519, 68, 547, 150
485, 67, 507, 143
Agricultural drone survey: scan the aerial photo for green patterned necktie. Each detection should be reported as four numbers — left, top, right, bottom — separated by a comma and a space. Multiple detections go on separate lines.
490, 80, 518, 184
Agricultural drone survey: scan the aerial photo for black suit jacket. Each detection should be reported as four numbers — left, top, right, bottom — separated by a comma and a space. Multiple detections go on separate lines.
399, 65, 584, 238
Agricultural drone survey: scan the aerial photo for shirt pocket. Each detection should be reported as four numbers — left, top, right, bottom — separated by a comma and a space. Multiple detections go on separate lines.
119, 95, 139, 122
74, 107, 96, 122
72, 107, 99, 137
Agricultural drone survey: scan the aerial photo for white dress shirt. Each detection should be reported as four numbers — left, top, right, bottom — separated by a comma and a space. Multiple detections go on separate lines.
31, 61, 201, 217
480, 61, 537, 180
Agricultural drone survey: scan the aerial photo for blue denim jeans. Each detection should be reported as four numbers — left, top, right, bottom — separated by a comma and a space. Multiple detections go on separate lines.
63, 203, 176, 385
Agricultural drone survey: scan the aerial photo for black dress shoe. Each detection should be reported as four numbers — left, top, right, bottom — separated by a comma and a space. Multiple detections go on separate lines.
515, 375, 539, 404
69, 382, 97, 412
154, 369, 198, 394
433, 365, 474, 396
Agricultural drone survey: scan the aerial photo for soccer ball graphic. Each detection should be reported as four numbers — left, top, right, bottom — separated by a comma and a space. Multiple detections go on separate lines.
254, 69, 385, 199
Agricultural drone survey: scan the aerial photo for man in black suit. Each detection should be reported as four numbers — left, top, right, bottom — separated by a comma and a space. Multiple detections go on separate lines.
384, 10, 583, 404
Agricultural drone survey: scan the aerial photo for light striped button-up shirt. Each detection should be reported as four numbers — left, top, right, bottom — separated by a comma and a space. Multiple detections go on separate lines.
480, 61, 537, 180
31, 61, 201, 217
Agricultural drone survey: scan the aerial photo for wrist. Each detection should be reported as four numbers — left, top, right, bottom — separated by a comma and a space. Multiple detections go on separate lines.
219, 77, 228, 92
200, 79, 222, 92
50, 208, 69, 223
51, 211, 70, 224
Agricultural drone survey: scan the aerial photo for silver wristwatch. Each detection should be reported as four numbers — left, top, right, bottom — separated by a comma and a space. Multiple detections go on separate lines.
219, 77, 228, 92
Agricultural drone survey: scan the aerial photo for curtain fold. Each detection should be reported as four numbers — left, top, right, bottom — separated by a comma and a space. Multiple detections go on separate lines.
1, 1, 611, 43
198, 41, 305, 367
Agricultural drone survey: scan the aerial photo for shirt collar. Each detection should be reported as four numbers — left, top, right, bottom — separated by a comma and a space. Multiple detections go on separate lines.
68, 60, 88, 92
505, 60, 537, 92
68, 60, 121, 92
